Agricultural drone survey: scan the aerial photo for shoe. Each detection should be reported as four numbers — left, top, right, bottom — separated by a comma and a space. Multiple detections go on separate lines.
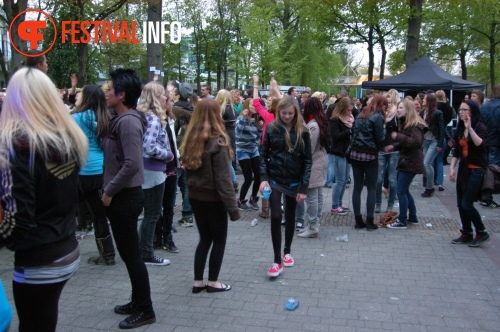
354, 215, 366, 229
295, 222, 304, 231
331, 207, 348, 216
114, 301, 136, 315
324, 184, 332, 188
259, 199, 269, 218
374, 204, 381, 214
366, 217, 378, 231
297, 225, 318, 238
438, 186, 445, 191
118, 310, 156, 329
421, 188, 435, 197
164, 240, 179, 253
451, 230, 473, 244
469, 231, 490, 247
387, 220, 407, 229
238, 199, 252, 211
88, 255, 115, 265
408, 217, 419, 224
249, 196, 260, 210
178, 217, 193, 227
143, 255, 170, 266
480, 199, 499, 208
340, 206, 351, 212
206, 283, 232, 293
282, 254, 294, 267
267, 263, 283, 277
192, 285, 207, 294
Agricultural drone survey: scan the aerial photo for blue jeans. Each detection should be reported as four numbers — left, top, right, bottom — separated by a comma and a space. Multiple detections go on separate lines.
305, 186, 322, 224
376, 152, 399, 207
457, 167, 486, 233
423, 139, 439, 189
489, 146, 500, 166
331, 154, 348, 209
326, 154, 335, 186
396, 171, 417, 225
435, 138, 445, 185
140, 181, 165, 259
229, 161, 237, 183
106, 187, 152, 312
177, 168, 192, 218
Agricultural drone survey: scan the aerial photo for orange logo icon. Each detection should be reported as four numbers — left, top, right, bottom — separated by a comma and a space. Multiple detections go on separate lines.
9, 9, 57, 57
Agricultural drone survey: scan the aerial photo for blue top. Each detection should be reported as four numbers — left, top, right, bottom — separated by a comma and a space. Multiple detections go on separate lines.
72, 110, 104, 175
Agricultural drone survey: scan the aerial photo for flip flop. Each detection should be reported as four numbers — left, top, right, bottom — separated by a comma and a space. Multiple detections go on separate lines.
286, 298, 299, 310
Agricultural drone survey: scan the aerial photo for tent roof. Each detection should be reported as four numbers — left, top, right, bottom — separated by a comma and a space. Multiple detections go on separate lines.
361, 56, 485, 91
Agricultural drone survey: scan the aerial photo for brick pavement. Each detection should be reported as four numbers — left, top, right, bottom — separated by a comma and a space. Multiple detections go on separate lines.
1, 172, 499, 331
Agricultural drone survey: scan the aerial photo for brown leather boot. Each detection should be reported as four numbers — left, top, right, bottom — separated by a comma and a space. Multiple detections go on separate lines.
259, 199, 269, 218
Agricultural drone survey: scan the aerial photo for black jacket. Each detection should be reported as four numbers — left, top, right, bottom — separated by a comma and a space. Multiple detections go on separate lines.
480, 98, 500, 148
260, 122, 312, 194
352, 112, 385, 155
329, 118, 351, 157
438, 102, 455, 139
0, 146, 79, 267
426, 110, 445, 148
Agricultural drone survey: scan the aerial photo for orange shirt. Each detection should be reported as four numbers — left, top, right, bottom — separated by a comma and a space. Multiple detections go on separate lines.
459, 137, 481, 168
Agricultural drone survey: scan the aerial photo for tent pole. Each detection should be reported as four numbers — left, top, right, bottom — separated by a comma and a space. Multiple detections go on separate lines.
450, 90, 453, 106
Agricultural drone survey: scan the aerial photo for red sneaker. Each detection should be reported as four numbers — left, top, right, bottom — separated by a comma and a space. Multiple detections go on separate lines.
283, 254, 294, 267
267, 263, 283, 277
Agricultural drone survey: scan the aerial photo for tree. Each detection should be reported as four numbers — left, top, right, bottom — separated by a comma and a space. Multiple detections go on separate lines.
146, 0, 162, 83
1, 0, 28, 76
405, 0, 423, 68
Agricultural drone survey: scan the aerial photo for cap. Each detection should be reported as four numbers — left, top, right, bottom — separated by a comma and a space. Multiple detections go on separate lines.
178, 82, 193, 100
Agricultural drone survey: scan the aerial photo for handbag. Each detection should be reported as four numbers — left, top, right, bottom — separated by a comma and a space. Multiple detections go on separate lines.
344, 129, 355, 163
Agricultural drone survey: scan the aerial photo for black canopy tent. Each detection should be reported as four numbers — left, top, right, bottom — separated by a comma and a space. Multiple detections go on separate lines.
361, 56, 485, 92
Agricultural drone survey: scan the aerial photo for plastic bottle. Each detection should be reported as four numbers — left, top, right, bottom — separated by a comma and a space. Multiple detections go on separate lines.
251, 218, 258, 226
263, 185, 272, 200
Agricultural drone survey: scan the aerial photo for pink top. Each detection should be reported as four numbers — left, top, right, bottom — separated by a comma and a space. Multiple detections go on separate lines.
253, 98, 275, 144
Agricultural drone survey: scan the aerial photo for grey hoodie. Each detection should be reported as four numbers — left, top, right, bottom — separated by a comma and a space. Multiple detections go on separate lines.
103, 109, 147, 197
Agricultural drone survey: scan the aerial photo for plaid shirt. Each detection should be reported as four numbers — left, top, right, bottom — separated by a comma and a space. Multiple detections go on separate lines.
350, 149, 376, 162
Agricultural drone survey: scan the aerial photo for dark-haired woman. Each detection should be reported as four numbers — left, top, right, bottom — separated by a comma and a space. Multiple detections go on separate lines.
350, 95, 386, 230
421, 93, 445, 197
182, 99, 241, 293
71, 85, 116, 265
450, 100, 490, 247
298, 97, 328, 238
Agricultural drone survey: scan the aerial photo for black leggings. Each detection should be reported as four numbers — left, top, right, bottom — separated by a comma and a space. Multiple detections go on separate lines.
269, 189, 296, 264
352, 164, 378, 219
191, 199, 228, 281
13, 280, 68, 332
239, 156, 260, 201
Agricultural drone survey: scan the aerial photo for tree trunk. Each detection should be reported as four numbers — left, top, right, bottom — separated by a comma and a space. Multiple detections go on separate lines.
147, 0, 162, 83
4, 0, 28, 76
459, 49, 467, 79
489, 36, 495, 92
405, 0, 422, 68
0, 47, 10, 86
367, 27, 375, 81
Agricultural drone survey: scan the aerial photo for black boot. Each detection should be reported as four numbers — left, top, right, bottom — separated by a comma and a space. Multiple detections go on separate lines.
366, 217, 378, 231
354, 215, 366, 229
89, 235, 115, 265
165, 234, 179, 253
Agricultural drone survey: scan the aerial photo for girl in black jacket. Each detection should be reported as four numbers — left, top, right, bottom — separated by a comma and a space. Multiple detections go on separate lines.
450, 100, 490, 247
0, 68, 88, 331
259, 95, 312, 278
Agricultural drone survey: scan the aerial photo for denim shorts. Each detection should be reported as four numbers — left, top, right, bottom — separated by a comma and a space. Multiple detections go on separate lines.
236, 149, 259, 161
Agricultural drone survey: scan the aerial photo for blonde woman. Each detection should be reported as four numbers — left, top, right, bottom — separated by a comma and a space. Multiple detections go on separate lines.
0, 67, 88, 331
137, 82, 174, 266
181, 99, 241, 293
259, 95, 312, 277
385, 100, 427, 229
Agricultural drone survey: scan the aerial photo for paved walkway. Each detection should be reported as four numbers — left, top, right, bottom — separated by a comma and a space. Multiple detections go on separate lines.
1, 169, 499, 331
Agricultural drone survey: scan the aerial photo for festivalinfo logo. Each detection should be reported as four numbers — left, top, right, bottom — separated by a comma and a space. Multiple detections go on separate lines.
10, 9, 182, 57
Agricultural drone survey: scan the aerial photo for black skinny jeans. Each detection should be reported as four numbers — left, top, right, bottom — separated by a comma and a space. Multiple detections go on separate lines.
13, 280, 67, 332
352, 163, 378, 219
157, 173, 177, 241
457, 167, 486, 234
79, 174, 113, 243
191, 199, 228, 281
269, 189, 296, 264
105, 187, 153, 312
239, 156, 260, 201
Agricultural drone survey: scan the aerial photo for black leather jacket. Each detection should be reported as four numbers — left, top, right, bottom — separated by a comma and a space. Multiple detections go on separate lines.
260, 122, 312, 194
352, 112, 386, 154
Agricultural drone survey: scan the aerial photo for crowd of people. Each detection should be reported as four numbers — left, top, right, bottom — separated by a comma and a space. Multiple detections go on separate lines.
0, 52, 499, 330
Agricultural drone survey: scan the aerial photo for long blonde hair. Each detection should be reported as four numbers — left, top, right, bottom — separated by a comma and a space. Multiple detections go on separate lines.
137, 82, 166, 127
180, 99, 233, 170
398, 100, 427, 131
273, 95, 306, 152
0, 67, 88, 168
215, 89, 234, 117
331, 97, 352, 119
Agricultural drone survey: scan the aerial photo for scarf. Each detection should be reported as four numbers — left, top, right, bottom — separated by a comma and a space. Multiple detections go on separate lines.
339, 113, 354, 128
